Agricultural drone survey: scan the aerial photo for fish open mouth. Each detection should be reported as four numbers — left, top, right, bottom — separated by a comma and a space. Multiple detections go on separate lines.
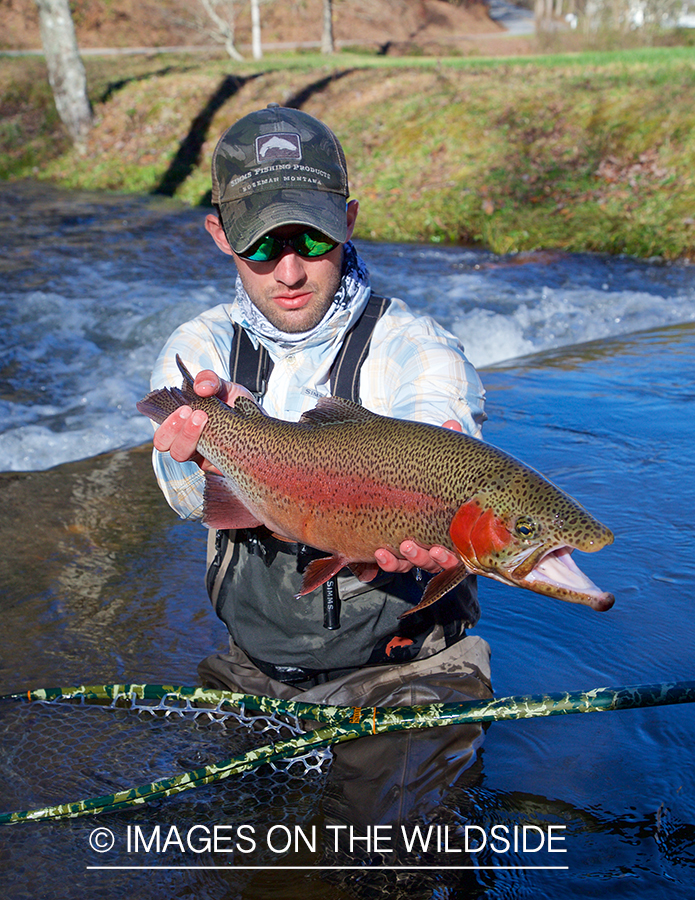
518, 546, 615, 611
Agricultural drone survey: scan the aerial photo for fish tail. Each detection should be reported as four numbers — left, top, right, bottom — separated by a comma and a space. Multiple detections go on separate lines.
136, 355, 200, 425
136, 385, 190, 425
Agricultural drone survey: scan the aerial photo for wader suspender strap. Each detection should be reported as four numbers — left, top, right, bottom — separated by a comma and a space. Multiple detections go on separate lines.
229, 293, 390, 402
226, 294, 390, 629
328, 293, 390, 402
229, 325, 273, 401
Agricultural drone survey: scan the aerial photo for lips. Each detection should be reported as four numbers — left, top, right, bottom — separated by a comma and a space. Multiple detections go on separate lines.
273, 292, 313, 310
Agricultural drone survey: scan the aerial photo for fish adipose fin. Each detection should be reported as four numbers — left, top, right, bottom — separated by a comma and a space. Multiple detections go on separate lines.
399, 562, 470, 618
233, 396, 265, 417
203, 473, 263, 529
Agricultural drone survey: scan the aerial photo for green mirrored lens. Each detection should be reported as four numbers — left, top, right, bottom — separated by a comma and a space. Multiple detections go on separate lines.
294, 230, 338, 257
239, 230, 339, 261
243, 235, 282, 261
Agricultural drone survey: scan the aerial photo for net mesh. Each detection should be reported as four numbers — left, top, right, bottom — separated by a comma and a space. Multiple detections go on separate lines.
1, 695, 332, 900
3, 679, 695, 825
3, 681, 695, 900
0, 692, 332, 816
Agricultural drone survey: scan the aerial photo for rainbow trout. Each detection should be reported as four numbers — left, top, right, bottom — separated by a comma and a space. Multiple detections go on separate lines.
138, 356, 614, 615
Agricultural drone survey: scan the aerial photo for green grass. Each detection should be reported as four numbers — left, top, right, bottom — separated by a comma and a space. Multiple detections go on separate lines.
1, 45, 694, 258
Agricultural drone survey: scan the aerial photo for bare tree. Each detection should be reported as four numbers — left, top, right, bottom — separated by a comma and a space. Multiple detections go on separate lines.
250, 0, 263, 58
199, 0, 244, 60
534, 0, 553, 29
322, 0, 335, 53
545, 0, 689, 32
34, 0, 93, 148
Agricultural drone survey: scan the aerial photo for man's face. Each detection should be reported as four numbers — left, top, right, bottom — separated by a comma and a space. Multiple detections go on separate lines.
206, 201, 358, 335
233, 224, 345, 333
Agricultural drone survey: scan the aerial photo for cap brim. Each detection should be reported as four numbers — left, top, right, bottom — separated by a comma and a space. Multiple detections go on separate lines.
219, 188, 348, 254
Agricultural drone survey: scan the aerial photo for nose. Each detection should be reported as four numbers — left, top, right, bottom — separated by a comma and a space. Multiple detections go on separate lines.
273, 247, 307, 287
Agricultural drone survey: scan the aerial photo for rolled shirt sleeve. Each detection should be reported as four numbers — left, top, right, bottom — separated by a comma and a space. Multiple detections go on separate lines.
149, 306, 237, 520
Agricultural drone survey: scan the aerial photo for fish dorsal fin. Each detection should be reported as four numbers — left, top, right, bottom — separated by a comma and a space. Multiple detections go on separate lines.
233, 395, 265, 417
299, 396, 378, 427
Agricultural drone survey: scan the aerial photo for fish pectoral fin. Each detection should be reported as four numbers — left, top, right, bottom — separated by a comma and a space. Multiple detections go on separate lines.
297, 556, 349, 597
202, 473, 264, 529
399, 562, 470, 619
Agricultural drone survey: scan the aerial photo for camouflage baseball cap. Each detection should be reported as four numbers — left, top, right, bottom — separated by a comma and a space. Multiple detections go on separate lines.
211, 104, 350, 254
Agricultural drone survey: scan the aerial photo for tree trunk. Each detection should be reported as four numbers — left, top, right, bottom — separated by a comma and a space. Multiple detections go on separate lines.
534, 0, 549, 30
322, 0, 335, 54
199, 0, 244, 61
34, 0, 92, 148
251, 0, 263, 59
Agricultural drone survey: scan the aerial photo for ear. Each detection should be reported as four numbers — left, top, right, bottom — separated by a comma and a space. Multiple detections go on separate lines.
345, 199, 359, 242
205, 214, 234, 256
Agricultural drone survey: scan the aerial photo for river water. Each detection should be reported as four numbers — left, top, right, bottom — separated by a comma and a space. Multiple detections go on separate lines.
1, 181, 694, 899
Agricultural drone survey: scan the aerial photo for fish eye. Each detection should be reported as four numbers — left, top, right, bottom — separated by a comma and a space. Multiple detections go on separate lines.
514, 516, 537, 539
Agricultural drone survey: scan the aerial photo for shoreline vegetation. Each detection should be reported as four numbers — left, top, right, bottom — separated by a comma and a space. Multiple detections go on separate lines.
2, 45, 695, 259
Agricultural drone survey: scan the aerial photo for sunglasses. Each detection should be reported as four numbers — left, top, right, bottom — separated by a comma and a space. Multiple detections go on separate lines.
237, 228, 339, 262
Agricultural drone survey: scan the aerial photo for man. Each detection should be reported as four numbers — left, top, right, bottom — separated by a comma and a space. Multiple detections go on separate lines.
149, 104, 491, 714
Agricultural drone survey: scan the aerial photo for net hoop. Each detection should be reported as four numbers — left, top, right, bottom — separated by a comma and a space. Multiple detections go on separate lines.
1, 680, 694, 825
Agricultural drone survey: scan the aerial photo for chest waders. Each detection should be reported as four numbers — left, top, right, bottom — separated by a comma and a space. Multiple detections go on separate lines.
205, 295, 478, 686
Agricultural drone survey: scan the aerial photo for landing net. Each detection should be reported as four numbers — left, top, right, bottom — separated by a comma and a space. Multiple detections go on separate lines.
1, 680, 694, 824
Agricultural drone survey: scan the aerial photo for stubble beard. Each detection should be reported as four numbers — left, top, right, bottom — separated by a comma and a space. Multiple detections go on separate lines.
239, 267, 343, 335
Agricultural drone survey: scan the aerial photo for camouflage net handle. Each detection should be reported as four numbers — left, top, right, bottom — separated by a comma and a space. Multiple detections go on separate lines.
1, 680, 694, 825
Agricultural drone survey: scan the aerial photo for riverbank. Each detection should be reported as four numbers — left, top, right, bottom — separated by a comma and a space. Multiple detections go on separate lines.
2, 46, 695, 258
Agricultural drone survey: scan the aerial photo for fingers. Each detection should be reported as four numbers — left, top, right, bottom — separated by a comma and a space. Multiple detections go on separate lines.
153, 406, 208, 462
374, 541, 459, 576
401, 541, 459, 573
374, 547, 412, 574
199, 458, 223, 475
193, 370, 256, 407
193, 370, 222, 398
226, 382, 256, 405
426, 544, 461, 570
443, 419, 462, 432
152, 368, 257, 469
152, 369, 216, 463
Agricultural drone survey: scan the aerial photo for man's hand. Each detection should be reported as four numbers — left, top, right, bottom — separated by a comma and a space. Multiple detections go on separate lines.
372, 418, 463, 577
152, 370, 254, 472
375, 541, 461, 575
